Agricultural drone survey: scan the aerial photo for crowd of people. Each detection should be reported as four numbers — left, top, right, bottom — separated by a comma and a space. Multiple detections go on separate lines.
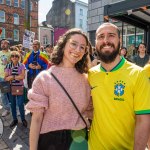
0, 22, 150, 150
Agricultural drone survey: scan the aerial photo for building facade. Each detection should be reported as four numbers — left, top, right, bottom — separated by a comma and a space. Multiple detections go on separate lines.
46, 0, 75, 29
46, 0, 88, 32
75, 0, 88, 32
38, 21, 54, 47
0, 0, 39, 45
88, 0, 123, 45
88, 0, 150, 50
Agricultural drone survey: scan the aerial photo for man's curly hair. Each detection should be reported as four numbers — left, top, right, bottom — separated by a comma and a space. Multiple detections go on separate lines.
51, 28, 89, 73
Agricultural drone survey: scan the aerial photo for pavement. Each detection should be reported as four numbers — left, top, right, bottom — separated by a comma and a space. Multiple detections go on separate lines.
0, 104, 31, 150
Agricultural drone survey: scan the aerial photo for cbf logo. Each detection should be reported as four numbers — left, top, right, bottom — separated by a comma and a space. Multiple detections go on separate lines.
114, 81, 125, 97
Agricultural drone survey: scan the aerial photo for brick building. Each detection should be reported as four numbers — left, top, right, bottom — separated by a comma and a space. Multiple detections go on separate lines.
0, 0, 38, 45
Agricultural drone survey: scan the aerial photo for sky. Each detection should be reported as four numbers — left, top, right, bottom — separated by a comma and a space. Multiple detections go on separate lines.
38, 0, 88, 23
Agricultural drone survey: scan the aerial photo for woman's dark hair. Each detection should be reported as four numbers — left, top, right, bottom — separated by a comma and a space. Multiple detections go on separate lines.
51, 28, 89, 73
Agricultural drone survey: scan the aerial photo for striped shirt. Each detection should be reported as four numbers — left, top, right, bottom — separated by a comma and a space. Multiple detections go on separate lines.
5, 62, 25, 85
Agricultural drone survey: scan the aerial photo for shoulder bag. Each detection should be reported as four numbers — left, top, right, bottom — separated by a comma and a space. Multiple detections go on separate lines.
11, 85, 24, 95
50, 72, 89, 131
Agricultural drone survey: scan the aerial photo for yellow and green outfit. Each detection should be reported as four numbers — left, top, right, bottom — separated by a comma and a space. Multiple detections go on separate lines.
144, 64, 150, 80
88, 57, 150, 150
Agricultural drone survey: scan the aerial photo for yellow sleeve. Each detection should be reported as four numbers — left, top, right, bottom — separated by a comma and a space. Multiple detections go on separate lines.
134, 69, 150, 114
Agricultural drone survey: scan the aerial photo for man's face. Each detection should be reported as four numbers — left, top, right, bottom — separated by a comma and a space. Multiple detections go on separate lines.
46, 47, 53, 53
32, 42, 40, 52
95, 24, 120, 63
1, 40, 9, 50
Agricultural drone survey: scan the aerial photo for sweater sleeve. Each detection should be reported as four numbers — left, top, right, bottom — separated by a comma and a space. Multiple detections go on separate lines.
26, 71, 49, 113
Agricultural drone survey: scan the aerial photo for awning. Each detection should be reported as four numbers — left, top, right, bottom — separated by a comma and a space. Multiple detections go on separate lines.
104, 0, 150, 30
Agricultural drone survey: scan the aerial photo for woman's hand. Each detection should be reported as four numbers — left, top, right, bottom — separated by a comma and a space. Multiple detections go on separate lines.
5, 75, 14, 81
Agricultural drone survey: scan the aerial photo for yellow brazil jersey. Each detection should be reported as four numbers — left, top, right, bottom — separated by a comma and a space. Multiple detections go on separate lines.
144, 64, 150, 79
88, 57, 150, 150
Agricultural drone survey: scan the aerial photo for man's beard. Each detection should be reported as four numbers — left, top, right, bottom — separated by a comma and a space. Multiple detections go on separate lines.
96, 42, 120, 63
1, 46, 8, 50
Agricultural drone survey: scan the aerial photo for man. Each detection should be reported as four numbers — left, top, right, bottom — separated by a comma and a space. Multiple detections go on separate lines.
88, 23, 150, 149
45, 44, 53, 60
0, 39, 11, 117
23, 40, 49, 89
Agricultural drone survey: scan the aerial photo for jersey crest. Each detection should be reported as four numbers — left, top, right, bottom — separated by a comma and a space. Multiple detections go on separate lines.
114, 81, 125, 97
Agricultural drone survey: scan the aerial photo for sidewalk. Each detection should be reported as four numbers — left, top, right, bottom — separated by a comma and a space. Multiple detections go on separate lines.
0, 104, 31, 150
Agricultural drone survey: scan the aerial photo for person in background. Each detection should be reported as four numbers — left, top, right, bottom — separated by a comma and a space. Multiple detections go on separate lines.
88, 22, 150, 150
4, 51, 27, 128
0, 39, 11, 117
45, 44, 53, 60
87, 42, 100, 68
120, 46, 127, 58
23, 40, 49, 89
26, 28, 92, 150
16, 44, 25, 62
133, 43, 149, 67
10, 46, 19, 51
40, 46, 44, 52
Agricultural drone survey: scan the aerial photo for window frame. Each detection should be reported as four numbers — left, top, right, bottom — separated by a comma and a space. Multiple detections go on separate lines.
0, 28, 5, 39
0, 0, 4, 4
79, 19, 83, 28
43, 36, 48, 45
0, 11, 5, 23
20, 0, 25, 9
14, 29, 19, 41
14, 0, 19, 7
13, 13, 19, 25
6, 0, 11, 6
80, 8, 83, 16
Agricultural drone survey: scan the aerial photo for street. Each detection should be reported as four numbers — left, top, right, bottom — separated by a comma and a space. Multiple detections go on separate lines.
0, 105, 30, 150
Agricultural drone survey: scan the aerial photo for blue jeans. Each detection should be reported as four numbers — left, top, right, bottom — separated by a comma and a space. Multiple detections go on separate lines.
8, 93, 25, 121
0, 78, 10, 111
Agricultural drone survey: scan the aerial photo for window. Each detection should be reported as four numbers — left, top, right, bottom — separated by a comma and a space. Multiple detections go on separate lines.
0, 28, 5, 39
21, 0, 25, 9
79, 19, 83, 28
43, 36, 48, 45
0, 11, 5, 23
13, 13, 19, 24
6, 0, 11, 5
30, 2, 32, 11
14, 29, 19, 41
14, 0, 19, 7
0, 0, 4, 4
80, 9, 83, 16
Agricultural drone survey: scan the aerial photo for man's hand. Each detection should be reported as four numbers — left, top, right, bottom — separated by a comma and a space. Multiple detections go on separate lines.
29, 63, 36, 69
36, 63, 41, 70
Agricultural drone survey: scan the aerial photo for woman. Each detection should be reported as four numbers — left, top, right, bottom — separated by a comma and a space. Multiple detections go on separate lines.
87, 42, 100, 68
4, 51, 27, 128
26, 28, 92, 150
133, 43, 149, 67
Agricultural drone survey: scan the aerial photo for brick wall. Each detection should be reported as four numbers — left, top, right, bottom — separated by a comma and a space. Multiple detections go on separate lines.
0, 0, 38, 45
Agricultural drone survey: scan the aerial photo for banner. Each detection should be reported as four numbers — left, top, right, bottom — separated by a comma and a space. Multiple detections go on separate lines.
23, 29, 35, 49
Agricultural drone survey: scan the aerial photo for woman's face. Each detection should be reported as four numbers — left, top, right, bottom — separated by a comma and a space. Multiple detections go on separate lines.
138, 44, 146, 54
10, 53, 20, 63
62, 34, 87, 67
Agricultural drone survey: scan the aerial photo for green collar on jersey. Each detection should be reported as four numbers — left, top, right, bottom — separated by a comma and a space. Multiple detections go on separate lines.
100, 57, 125, 72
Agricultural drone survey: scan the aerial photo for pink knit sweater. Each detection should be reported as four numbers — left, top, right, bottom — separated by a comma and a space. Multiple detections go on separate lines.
26, 65, 92, 134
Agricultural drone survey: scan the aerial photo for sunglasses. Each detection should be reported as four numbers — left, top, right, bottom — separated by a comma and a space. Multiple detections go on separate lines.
11, 55, 19, 58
